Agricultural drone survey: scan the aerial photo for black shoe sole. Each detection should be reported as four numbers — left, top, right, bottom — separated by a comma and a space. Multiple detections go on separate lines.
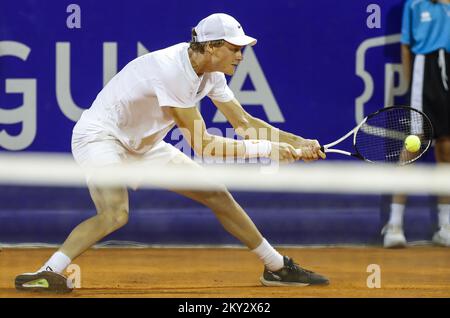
260, 276, 329, 287
15, 272, 73, 294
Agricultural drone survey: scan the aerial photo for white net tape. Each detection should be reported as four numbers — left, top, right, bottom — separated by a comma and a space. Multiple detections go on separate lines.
0, 152, 449, 195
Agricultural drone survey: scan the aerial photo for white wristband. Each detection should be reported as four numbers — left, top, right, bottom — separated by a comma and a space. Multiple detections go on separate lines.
243, 140, 272, 158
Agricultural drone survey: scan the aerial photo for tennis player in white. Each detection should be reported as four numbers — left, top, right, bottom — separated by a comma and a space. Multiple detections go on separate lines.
15, 13, 328, 293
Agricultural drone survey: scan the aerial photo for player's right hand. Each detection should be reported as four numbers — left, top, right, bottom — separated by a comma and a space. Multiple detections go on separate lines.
270, 142, 300, 163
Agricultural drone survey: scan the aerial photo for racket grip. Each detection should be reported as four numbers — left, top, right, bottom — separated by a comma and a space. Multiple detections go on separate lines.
320, 146, 325, 153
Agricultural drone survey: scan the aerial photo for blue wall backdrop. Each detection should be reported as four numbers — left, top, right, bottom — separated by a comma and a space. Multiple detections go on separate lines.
1, 0, 410, 153
0, 0, 437, 245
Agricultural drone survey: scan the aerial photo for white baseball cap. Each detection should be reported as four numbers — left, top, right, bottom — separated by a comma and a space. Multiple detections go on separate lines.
193, 13, 257, 46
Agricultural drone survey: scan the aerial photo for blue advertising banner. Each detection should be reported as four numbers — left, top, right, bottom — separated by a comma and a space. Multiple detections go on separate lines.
1, 1, 441, 245
1, 0, 409, 154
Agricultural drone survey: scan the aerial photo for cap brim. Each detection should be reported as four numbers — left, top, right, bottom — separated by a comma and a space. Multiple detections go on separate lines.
224, 35, 257, 46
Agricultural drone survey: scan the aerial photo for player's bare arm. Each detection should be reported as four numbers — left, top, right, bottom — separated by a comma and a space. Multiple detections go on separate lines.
212, 98, 325, 160
164, 105, 300, 163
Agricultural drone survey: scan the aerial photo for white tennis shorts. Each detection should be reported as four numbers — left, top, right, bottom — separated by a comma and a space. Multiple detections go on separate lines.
71, 132, 186, 188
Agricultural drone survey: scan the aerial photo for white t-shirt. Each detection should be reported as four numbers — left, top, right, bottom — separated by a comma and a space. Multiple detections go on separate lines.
73, 42, 235, 154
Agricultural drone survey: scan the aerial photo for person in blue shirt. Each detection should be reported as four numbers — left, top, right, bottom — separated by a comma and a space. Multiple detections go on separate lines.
383, 0, 450, 248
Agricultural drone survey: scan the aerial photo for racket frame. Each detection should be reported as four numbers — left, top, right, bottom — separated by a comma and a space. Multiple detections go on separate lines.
321, 106, 433, 163
322, 117, 367, 159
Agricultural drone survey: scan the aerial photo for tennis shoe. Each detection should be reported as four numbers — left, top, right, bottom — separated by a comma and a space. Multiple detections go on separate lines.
260, 256, 329, 286
432, 225, 450, 247
382, 224, 407, 248
15, 269, 73, 293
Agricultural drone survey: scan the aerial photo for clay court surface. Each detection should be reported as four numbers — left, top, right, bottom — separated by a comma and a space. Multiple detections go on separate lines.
0, 246, 449, 298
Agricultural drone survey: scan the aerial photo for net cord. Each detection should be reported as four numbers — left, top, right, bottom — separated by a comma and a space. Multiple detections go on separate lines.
0, 153, 449, 195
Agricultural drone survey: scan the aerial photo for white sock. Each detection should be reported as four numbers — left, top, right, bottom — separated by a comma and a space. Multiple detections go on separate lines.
388, 203, 405, 227
40, 251, 71, 274
437, 204, 450, 228
251, 238, 284, 271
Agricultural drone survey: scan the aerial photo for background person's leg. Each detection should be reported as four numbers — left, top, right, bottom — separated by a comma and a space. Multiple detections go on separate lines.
433, 137, 450, 246
382, 194, 407, 248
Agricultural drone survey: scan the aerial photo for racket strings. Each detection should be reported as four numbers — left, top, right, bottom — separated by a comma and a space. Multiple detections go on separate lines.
355, 108, 433, 164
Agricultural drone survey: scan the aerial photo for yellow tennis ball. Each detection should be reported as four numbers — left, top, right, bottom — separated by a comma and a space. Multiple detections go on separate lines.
405, 135, 421, 152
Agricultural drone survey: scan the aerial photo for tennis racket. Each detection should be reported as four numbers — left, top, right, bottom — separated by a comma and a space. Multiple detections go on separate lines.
319, 106, 433, 165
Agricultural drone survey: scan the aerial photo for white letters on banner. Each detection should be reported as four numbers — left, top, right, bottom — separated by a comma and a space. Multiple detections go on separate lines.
0, 41, 37, 150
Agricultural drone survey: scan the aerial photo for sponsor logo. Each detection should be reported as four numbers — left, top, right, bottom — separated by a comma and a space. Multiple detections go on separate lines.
420, 11, 432, 22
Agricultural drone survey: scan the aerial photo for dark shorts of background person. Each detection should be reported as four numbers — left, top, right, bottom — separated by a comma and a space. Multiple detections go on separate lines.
410, 49, 450, 139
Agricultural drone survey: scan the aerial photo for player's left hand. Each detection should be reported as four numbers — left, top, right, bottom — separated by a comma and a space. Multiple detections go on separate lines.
297, 139, 326, 161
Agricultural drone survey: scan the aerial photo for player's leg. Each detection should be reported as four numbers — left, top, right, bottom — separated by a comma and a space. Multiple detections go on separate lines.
170, 182, 263, 249
15, 138, 130, 292
163, 149, 263, 249
382, 194, 407, 248
59, 185, 129, 259
15, 185, 129, 293
51, 137, 131, 265
423, 50, 450, 246
158, 144, 329, 286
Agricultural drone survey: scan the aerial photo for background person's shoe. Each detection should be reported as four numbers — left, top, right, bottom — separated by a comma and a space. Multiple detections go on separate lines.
382, 224, 407, 248
260, 256, 329, 287
432, 225, 450, 247
15, 270, 73, 293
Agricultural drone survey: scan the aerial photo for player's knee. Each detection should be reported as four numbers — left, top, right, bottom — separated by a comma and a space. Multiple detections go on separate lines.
101, 210, 129, 230
114, 210, 129, 228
